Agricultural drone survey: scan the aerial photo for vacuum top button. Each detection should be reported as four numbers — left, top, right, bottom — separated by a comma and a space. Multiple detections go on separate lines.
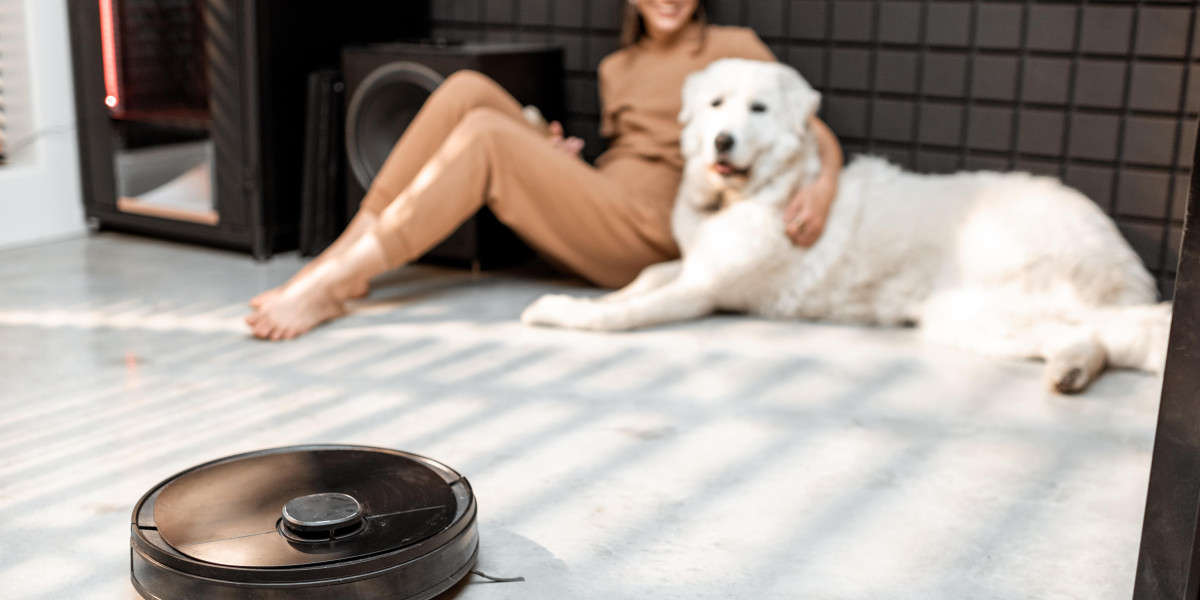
282, 493, 363, 533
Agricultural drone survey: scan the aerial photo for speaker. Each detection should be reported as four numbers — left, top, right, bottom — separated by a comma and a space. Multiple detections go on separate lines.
341, 42, 565, 268
68, 0, 430, 259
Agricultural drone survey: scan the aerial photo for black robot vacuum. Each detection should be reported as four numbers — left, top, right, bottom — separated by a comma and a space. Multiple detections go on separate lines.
130, 445, 478, 600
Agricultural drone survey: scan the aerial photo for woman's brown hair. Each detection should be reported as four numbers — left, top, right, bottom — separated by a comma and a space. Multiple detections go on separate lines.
620, 0, 709, 47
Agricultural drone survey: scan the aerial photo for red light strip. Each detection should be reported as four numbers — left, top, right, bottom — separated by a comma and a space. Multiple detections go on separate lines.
98, 0, 119, 109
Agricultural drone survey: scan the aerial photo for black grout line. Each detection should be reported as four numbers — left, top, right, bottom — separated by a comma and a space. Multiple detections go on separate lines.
1006, 2, 1033, 171
908, 0, 931, 170
861, 136, 1184, 177
1056, 0, 1088, 182
822, 0, 836, 100
432, 21, 1200, 66
956, 0, 983, 170
520, 76, 1200, 128
782, 0, 794, 86
1107, 0, 1143, 236
864, 0, 882, 154
765, 40, 1198, 64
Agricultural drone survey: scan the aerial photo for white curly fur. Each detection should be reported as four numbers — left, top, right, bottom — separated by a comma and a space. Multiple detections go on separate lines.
522, 59, 1170, 393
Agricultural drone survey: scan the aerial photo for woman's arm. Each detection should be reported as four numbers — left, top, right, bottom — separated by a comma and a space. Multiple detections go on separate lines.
783, 116, 843, 247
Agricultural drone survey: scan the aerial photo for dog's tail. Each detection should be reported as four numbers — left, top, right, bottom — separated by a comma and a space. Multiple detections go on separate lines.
1086, 302, 1173, 372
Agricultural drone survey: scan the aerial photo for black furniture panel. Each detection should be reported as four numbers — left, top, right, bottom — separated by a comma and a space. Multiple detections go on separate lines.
1133, 129, 1200, 600
68, 0, 430, 259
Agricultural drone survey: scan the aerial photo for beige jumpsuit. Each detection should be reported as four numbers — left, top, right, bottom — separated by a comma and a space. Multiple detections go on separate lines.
359, 24, 775, 288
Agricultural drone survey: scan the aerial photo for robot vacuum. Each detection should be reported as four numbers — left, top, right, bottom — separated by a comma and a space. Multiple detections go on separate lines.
130, 445, 478, 600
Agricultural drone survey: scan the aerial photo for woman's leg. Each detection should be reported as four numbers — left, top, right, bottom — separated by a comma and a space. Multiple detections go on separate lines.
250, 71, 529, 307
246, 107, 678, 340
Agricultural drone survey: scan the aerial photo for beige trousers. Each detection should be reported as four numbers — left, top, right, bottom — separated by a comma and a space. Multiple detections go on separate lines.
358, 70, 681, 288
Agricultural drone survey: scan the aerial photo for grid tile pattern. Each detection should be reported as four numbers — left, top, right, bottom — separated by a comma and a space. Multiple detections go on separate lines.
429, 0, 1196, 298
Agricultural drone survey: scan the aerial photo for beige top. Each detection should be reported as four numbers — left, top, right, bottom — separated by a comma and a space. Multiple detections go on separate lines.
596, 23, 776, 175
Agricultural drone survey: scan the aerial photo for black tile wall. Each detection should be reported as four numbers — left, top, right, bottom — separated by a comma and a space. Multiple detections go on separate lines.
971, 55, 1019, 101
1022, 57, 1071, 104
1080, 5, 1134, 55
1016, 109, 1065, 156
922, 52, 969, 97
431, 0, 1197, 295
975, 3, 1023, 50
832, 1, 873, 42
789, 0, 827, 40
875, 51, 918, 94
879, 2, 921, 44
830, 48, 872, 90
1027, 4, 1077, 52
926, 2, 972, 47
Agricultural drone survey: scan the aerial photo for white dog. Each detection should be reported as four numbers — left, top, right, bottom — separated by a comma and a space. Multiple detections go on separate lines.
522, 59, 1170, 393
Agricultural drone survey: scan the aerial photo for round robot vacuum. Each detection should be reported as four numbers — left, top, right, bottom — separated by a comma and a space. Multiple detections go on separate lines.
130, 445, 477, 600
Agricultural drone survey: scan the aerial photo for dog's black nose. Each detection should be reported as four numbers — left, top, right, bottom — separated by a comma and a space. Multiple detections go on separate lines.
714, 132, 735, 153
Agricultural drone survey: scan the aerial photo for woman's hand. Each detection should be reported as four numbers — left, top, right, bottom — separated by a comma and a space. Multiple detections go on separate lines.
547, 121, 585, 159
784, 116, 843, 247
783, 176, 836, 247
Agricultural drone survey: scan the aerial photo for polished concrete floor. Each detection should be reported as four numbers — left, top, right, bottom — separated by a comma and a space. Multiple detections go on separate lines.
0, 233, 1165, 600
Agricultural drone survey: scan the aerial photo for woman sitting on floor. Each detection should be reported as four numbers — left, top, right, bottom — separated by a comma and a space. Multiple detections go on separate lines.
246, 0, 844, 340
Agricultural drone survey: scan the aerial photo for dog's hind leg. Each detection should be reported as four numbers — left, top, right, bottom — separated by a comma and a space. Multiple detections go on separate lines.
1085, 302, 1172, 373
522, 278, 715, 331
918, 289, 1109, 393
598, 260, 683, 303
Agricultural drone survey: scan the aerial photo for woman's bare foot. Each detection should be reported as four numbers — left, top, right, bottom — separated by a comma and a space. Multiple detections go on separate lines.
250, 278, 369, 309
248, 211, 380, 309
245, 275, 348, 341
245, 229, 390, 341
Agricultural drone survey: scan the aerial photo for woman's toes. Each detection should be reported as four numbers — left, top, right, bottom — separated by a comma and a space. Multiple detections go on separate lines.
250, 314, 273, 339
249, 288, 277, 309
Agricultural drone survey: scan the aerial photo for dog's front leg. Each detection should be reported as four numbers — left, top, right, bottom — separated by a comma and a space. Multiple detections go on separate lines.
521, 276, 715, 331
599, 260, 683, 303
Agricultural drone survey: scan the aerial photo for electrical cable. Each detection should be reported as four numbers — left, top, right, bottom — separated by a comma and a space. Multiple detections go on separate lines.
0, 123, 78, 161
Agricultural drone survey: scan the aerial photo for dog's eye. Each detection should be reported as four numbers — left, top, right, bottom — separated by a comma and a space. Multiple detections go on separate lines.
750, 102, 768, 113
711, 97, 723, 108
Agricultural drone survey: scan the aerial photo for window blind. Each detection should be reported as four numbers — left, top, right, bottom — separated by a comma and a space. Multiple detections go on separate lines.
0, 10, 8, 164
0, 0, 30, 166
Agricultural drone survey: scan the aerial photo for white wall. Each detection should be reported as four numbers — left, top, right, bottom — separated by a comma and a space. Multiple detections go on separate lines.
0, 0, 85, 250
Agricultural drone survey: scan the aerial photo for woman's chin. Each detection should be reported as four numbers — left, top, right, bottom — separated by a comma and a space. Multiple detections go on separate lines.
647, 16, 691, 36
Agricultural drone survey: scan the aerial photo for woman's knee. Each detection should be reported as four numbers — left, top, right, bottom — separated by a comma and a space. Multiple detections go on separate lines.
454, 106, 523, 142
438, 70, 506, 108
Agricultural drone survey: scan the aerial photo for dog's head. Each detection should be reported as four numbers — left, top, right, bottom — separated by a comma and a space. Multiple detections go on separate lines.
679, 59, 821, 188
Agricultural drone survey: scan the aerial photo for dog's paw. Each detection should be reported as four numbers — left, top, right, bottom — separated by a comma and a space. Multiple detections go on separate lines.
521, 294, 595, 329
1044, 358, 1101, 395
1042, 332, 1107, 394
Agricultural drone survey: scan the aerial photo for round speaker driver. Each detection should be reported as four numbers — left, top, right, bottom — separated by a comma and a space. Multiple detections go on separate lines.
345, 61, 445, 190
130, 445, 478, 600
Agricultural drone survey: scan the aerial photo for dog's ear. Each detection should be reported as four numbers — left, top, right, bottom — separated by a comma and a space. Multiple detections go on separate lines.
778, 64, 822, 135
679, 69, 709, 126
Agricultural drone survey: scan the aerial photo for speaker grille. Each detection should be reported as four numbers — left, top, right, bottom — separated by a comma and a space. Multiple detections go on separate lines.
344, 62, 444, 190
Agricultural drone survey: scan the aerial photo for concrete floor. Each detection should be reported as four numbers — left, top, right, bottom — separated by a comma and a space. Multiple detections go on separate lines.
0, 233, 1164, 600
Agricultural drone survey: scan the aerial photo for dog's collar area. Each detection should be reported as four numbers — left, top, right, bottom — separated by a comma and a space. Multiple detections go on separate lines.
701, 190, 729, 212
